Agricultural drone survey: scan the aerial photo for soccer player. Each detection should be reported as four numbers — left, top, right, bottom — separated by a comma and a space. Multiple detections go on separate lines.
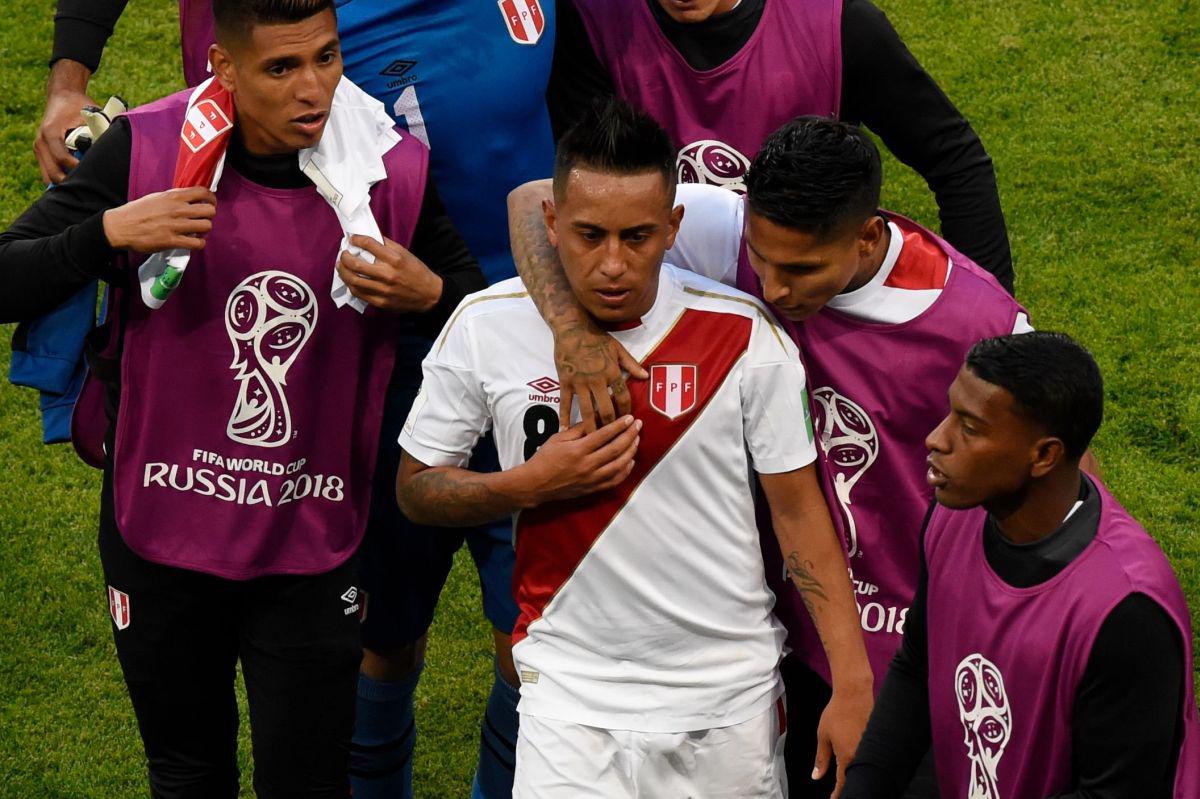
507, 116, 1031, 794
399, 100, 873, 797
37, 1, 558, 795
0, 1, 486, 795
546, 0, 1015, 291
842, 332, 1199, 798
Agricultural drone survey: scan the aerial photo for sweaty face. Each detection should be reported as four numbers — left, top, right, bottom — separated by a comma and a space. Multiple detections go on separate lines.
655, 0, 741, 23
924, 367, 1044, 509
545, 169, 683, 325
213, 9, 342, 155
743, 211, 865, 322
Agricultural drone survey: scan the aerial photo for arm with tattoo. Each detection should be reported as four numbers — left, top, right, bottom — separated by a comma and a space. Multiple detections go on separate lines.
396, 415, 642, 527
759, 465, 873, 792
507, 180, 647, 431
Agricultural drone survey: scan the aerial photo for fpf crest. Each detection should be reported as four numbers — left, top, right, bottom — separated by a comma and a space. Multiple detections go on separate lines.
497, 0, 545, 45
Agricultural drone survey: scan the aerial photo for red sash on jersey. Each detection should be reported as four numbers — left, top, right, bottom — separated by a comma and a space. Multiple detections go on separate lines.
511, 309, 753, 644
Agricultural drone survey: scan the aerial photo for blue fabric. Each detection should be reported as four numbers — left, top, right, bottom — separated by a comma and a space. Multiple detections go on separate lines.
337, 0, 557, 285
347, 0, 553, 647
350, 665, 422, 799
7, 280, 98, 443
472, 660, 520, 799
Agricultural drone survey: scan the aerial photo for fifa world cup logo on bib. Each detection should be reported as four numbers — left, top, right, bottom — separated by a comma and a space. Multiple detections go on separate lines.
677, 140, 752, 194
812, 387, 878, 558
955, 654, 1011, 799
224, 271, 318, 447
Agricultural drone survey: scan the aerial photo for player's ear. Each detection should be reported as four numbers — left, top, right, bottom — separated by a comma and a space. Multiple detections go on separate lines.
210, 44, 237, 93
858, 215, 887, 258
542, 198, 560, 247
664, 203, 685, 249
1029, 436, 1066, 479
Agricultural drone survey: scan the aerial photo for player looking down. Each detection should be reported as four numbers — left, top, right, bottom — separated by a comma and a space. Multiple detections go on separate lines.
507, 116, 1032, 794
0, 1, 485, 795
843, 332, 1199, 798
397, 100, 873, 797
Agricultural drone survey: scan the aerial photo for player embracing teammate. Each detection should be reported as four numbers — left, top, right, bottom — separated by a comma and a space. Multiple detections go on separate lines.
509, 111, 1199, 796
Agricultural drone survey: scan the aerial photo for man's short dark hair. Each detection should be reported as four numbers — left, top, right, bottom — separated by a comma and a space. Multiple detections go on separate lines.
213, 0, 335, 43
966, 332, 1104, 460
553, 99, 676, 199
744, 116, 882, 241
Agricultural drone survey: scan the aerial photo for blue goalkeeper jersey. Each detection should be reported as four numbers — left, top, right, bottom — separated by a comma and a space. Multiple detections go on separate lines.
338, 0, 557, 285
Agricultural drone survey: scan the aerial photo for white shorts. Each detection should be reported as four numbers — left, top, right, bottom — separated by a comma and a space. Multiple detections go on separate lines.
513, 698, 788, 799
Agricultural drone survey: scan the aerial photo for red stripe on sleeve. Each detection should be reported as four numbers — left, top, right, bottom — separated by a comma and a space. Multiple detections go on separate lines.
511, 309, 752, 644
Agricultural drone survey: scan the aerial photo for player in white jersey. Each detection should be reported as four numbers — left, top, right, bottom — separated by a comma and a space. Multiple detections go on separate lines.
396, 101, 872, 796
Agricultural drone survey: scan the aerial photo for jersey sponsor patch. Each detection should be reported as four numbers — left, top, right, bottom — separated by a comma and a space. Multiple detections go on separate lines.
107, 586, 131, 630
498, 0, 546, 45
649, 364, 698, 420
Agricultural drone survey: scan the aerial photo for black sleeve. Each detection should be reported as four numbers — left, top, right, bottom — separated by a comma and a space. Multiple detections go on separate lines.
1047, 594, 1185, 799
546, 0, 617, 141
0, 117, 130, 323
52, 0, 129, 72
842, 511, 935, 798
406, 176, 487, 336
839, 0, 1014, 294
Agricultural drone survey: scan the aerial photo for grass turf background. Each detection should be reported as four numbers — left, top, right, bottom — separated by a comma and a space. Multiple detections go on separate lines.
0, 0, 1195, 795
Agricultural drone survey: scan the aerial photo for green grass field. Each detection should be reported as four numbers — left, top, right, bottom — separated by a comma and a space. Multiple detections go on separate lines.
0, 0, 1196, 795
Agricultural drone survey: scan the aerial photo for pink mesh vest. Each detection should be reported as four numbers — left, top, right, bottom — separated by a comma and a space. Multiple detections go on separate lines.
925, 481, 1199, 798
78, 89, 427, 579
573, 0, 841, 192
737, 212, 1026, 684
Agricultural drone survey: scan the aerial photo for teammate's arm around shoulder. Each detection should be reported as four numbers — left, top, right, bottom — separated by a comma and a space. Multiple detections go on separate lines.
394, 293, 643, 527
742, 316, 873, 797
507, 179, 647, 432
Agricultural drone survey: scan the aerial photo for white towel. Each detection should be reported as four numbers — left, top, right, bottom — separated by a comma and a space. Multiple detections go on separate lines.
300, 77, 402, 313
137, 75, 401, 314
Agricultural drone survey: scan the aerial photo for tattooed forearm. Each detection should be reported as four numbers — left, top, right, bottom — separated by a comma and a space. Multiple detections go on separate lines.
787, 551, 830, 618
507, 181, 585, 329
398, 468, 518, 527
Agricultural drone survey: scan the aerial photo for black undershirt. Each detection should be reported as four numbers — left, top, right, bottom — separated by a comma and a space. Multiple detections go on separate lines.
548, 0, 1014, 292
842, 475, 1186, 799
0, 116, 484, 331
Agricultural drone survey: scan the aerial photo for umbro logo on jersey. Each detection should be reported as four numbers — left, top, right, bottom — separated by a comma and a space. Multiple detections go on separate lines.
379, 60, 416, 78
498, 0, 545, 45
380, 59, 420, 90
649, 364, 698, 420
107, 586, 131, 631
341, 586, 362, 617
527, 376, 560, 403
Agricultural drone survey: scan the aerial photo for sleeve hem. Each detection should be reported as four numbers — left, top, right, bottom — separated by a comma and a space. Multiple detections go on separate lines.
397, 435, 471, 469
752, 449, 818, 475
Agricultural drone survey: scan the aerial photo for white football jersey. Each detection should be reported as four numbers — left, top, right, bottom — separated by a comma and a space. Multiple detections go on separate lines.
668, 183, 1033, 331
400, 265, 817, 732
